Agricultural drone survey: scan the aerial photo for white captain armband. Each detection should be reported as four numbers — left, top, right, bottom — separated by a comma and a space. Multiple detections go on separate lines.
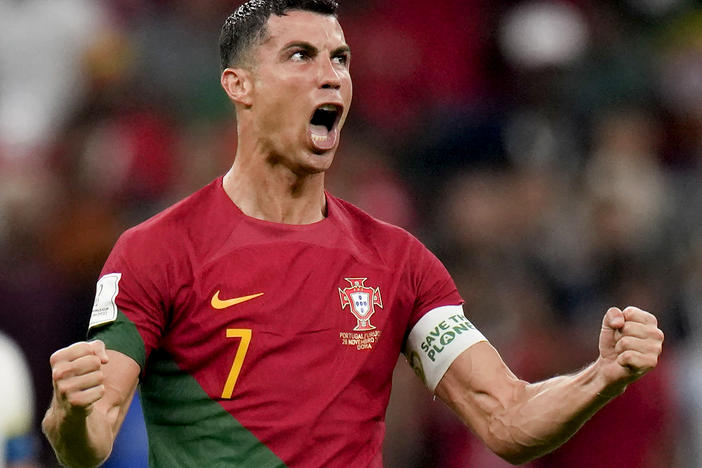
404, 305, 487, 392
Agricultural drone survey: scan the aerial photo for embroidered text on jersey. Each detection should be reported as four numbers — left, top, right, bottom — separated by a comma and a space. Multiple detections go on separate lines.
338, 278, 382, 331
211, 291, 264, 309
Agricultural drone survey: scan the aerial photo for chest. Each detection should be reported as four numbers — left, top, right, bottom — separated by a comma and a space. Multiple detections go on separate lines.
160, 241, 413, 403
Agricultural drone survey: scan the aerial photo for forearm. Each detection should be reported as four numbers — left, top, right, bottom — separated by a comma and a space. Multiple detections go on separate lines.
481, 359, 624, 464
42, 396, 118, 468
438, 307, 663, 464
478, 306, 662, 463
437, 344, 628, 465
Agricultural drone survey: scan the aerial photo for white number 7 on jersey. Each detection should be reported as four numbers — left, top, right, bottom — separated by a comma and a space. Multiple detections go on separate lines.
221, 328, 252, 399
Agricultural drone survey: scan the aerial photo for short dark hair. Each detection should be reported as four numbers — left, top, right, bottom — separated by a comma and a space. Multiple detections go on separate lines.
219, 0, 339, 71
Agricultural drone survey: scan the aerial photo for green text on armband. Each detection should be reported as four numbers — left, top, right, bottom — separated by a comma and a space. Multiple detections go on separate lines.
405, 305, 487, 392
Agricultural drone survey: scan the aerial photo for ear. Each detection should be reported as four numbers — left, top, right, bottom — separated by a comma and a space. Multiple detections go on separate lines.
221, 67, 254, 108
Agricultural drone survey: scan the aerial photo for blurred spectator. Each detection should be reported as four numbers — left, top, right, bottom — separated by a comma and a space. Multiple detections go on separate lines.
126, 0, 232, 122
328, 129, 417, 230
657, 9, 702, 169
341, 0, 491, 136
0, 0, 110, 161
584, 107, 671, 255
0, 331, 38, 468
678, 238, 702, 466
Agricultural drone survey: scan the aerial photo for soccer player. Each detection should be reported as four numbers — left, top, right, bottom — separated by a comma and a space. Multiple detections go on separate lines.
0, 331, 39, 468
42, 1, 665, 467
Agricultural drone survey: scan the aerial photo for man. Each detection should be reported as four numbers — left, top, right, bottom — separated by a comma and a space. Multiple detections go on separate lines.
42, 1, 664, 467
0, 331, 39, 468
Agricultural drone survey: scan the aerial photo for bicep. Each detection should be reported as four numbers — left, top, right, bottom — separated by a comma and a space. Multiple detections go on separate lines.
434, 341, 526, 444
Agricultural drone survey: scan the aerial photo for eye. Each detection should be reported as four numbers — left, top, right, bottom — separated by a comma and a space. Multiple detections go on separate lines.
290, 50, 310, 62
332, 53, 349, 66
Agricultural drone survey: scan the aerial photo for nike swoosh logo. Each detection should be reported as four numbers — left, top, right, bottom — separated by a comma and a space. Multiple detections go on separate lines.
211, 290, 264, 309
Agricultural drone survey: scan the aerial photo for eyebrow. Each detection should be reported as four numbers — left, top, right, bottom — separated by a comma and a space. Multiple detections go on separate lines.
282, 41, 316, 53
281, 41, 351, 57
332, 45, 351, 58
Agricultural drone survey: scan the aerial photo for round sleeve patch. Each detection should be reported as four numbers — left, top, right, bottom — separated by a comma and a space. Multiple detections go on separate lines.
404, 305, 487, 392
89, 273, 122, 330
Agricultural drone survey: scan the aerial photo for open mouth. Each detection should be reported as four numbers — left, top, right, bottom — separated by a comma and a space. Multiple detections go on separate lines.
308, 104, 342, 151
310, 104, 341, 132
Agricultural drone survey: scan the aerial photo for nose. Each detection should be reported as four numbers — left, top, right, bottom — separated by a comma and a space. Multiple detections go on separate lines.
318, 56, 342, 90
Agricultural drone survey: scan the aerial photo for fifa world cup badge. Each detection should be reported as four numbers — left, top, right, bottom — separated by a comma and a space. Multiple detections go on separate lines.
338, 278, 383, 331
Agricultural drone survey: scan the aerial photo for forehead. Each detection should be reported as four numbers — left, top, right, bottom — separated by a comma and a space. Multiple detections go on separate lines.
261, 10, 346, 50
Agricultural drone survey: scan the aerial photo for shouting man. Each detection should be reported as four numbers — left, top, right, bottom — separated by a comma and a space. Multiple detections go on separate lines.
43, 1, 664, 467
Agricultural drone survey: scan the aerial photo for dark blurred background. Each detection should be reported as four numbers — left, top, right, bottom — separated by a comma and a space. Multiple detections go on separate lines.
1, 0, 701, 466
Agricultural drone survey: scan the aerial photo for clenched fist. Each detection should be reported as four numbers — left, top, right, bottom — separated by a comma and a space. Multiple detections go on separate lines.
50, 340, 110, 416
597, 306, 664, 393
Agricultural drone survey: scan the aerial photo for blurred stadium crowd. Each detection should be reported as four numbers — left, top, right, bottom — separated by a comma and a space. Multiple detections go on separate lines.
0, 0, 701, 466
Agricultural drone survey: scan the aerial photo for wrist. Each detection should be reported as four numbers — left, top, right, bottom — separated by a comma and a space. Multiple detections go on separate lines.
43, 400, 106, 468
592, 358, 628, 399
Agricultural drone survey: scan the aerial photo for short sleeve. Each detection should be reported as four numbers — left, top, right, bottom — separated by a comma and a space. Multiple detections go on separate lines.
87, 228, 170, 370
402, 240, 487, 391
407, 240, 464, 329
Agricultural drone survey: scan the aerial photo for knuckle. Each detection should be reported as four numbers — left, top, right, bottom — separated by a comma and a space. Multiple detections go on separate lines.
77, 355, 100, 372
49, 351, 61, 366
617, 352, 632, 366
56, 381, 71, 396
67, 394, 85, 408
619, 336, 633, 349
70, 341, 88, 352
51, 367, 65, 383
89, 340, 104, 353
87, 355, 102, 369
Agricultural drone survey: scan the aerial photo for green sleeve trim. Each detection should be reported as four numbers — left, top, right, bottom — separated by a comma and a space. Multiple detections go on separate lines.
88, 309, 146, 370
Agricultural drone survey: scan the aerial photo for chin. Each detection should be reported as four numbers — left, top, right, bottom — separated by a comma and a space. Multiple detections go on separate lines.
299, 150, 336, 174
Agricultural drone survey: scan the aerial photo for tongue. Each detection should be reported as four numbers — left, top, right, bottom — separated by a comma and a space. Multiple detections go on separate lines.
308, 124, 336, 152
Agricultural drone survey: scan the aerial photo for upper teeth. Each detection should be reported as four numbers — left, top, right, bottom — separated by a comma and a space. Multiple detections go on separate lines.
319, 104, 338, 112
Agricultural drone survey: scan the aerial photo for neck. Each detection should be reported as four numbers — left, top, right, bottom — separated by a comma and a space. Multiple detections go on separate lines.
223, 149, 327, 225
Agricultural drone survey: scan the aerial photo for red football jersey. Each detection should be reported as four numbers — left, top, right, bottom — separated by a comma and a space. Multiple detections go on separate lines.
89, 177, 462, 467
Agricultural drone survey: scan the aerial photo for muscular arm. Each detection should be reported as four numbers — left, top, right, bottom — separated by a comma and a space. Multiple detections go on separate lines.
435, 306, 664, 464
42, 342, 140, 468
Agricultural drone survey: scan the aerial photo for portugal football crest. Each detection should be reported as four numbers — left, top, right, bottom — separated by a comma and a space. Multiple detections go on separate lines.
339, 278, 383, 331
